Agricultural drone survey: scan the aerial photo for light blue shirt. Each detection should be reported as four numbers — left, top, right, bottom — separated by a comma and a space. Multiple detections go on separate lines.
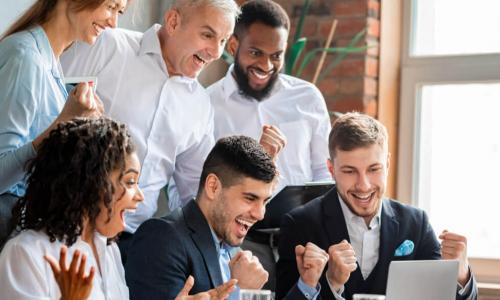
210, 228, 240, 300
0, 26, 67, 196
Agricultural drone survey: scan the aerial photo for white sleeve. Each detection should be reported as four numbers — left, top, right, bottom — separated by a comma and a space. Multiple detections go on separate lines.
0, 240, 52, 299
310, 88, 332, 181
172, 108, 215, 207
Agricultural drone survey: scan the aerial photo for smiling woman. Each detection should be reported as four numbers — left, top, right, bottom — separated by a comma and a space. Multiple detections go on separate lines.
0, 117, 142, 299
0, 0, 127, 247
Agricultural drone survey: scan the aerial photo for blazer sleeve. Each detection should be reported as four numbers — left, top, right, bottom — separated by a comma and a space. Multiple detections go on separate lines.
125, 219, 189, 300
276, 213, 321, 300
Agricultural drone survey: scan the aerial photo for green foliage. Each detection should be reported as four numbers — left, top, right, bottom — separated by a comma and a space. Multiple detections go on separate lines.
285, 0, 370, 83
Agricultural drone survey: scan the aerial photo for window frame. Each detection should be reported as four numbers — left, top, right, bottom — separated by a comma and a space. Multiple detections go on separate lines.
398, 0, 500, 284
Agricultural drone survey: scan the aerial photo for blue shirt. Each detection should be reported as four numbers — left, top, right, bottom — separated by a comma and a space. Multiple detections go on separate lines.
0, 26, 68, 196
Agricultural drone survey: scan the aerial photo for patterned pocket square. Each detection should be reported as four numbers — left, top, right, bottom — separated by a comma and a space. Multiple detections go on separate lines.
394, 239, 414, 256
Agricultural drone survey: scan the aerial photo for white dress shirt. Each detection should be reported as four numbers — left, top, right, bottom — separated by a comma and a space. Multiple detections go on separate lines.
338, 194, 381, 279
61, 25, 214, 232
0, 230, 129, 299
207, 66, 331, 192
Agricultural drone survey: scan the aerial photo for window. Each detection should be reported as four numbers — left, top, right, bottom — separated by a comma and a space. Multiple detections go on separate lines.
399, 0, 500, 283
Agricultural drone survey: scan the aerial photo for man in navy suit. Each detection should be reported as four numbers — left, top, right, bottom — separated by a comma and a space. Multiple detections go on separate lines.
276, 112, 478, 300
126, 136, 327, 300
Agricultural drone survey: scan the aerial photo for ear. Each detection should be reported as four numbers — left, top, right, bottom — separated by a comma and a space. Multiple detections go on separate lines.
227, 35, 239, 56
327, 158, 335, 178
164, 9, 181, 35
386, 152, 391, 171
203, 173, 221, 201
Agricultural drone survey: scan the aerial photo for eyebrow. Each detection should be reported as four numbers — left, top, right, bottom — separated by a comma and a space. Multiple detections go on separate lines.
124, 168, 139, 175
201, 25, 217, 35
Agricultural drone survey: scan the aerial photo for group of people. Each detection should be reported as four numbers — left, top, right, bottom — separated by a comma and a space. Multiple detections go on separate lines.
0, 0, 478, 299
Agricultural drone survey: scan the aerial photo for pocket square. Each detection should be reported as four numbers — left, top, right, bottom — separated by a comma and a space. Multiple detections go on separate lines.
394, 239, 414, 256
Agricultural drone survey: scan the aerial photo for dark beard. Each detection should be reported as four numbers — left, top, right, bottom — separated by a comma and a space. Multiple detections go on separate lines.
233, 55, 279, 101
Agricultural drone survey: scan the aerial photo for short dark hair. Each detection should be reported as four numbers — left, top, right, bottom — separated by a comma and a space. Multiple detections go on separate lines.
328, 112, 388, 159
13, 117, 135, 246
234, 0, 290, 38
197, 135, 277, 195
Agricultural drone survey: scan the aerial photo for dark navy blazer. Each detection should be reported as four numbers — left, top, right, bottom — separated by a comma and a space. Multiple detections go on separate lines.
275, 186, 477, 300
126, 200, 224, 300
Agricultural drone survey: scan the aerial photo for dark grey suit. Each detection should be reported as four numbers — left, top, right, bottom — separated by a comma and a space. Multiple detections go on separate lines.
276, 187, 477, 300
126, 200, 224, 300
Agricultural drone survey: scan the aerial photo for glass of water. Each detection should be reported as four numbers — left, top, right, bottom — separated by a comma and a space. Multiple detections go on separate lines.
239, 289, 272, 300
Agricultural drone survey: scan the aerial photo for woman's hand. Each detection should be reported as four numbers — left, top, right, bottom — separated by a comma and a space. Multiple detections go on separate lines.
59, 82, 103, 121
175, 276, 237, 300
44, 245, 95, 300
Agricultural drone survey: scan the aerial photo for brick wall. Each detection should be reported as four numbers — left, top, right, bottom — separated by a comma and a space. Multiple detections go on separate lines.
273, 0, 381, 117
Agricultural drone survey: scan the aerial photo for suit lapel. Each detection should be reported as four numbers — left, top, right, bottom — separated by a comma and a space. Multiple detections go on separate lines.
183, 200, 224, 287
374, 199, 399, 282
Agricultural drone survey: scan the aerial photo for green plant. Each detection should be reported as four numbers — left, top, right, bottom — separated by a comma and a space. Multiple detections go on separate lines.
285, 0, 370, 83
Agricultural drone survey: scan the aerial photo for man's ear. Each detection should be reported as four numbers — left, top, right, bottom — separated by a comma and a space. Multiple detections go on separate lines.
327, 158, 335, 178
227, 35, 239, 56
204, 173, 221, 201
164, 9, 181, 35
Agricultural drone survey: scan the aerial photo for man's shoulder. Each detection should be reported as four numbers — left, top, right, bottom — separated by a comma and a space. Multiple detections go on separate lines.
279, 74, 321, 93
135, 210, 187, 239
206, 76, 227, 104
384, 198, 427, 223
99, 27, 143, 49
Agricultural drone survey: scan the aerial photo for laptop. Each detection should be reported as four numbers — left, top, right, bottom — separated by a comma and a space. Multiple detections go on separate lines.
386, 260, 459, 300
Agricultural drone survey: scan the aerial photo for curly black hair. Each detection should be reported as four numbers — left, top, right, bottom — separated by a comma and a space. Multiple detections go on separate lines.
12, 117, 135, 246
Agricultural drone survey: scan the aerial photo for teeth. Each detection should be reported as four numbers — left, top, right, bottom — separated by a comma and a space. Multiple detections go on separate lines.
236, 218, 253, 228
251, 69, 271, 79
124, 209, 137, 214
353, 193, 372, 200
93, 23, 103, 35
194, 54, 206, 64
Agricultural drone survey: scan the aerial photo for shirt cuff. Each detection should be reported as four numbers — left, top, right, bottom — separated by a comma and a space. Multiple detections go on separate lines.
297, 278, 321, 300
326, 275, 346, 300
457, 268, 474, 296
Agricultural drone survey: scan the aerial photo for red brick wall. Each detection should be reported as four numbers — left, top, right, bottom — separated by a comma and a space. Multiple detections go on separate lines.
273, 0, 381, 117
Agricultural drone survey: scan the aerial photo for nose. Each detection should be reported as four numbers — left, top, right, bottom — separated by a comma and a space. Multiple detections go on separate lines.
208, 40, 225, 60
257, 55, 273, 72
251, 201, 266, 221
107, 12, 119, 28
356, 172, 371, 191
135, 186, 145, 203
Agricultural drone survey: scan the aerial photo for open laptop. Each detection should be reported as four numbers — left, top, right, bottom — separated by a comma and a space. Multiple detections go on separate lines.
386, 260, 459, 300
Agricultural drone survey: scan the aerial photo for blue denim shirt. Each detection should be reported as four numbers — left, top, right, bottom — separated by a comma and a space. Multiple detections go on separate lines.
0, 26, 68, 196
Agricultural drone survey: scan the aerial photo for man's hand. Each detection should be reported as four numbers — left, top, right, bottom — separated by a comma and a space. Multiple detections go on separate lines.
229, 250, 268, 289
175, 276, 237, 300
326, 240, 357, 292
439, 230, 470, 286
259, 125, 286, 160
44, 246, 95, 300
295, 242, 329, 288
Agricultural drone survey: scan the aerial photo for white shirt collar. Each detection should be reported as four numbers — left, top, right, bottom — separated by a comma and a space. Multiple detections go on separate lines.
139, 24, 163, 57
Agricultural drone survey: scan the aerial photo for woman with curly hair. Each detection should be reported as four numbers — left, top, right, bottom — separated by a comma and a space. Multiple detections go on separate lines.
0, 117, 236, 300
0, 0, 127, 246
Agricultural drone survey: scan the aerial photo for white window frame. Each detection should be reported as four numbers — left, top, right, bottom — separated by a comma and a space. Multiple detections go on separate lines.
398, 0, 500, 284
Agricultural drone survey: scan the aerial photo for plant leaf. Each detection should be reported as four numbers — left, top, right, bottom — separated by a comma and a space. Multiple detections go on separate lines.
221, 50, 234, 65
285, 37, 307, 75
296, 46, 370, 77
317, 28, 368, 82
293, 0, 312, 43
